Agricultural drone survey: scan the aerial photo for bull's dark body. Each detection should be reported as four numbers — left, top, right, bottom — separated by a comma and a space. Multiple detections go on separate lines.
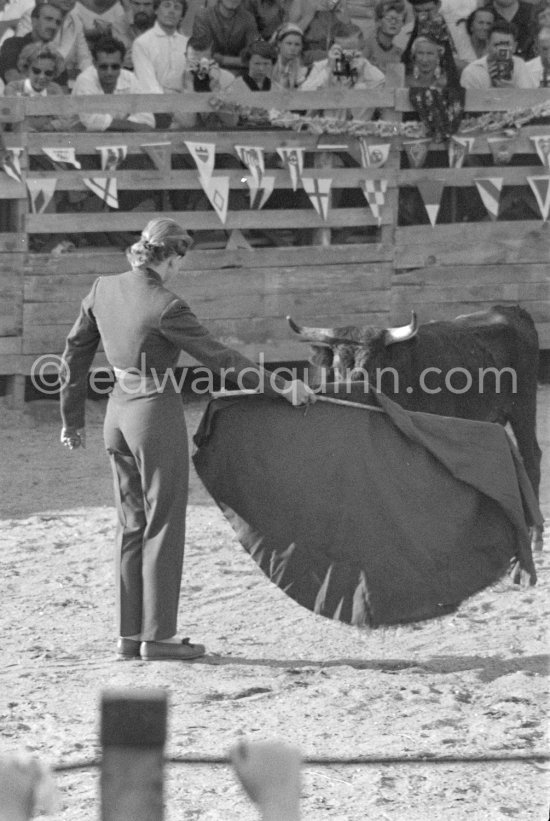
300, 306, 541, 499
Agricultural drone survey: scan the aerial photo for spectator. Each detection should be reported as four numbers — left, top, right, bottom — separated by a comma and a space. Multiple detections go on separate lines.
450, 6, 496, 71
118, 0, 156, 66
132, 0, 188, 93
4, 43, 67, 133
363, 0, 406, 72
405, 31, 445, 84
191, 0, 258, 73
243, 0, 290, 40
529, 0, 550, 42
16, 0, 93, 81
460, 18, 536, 86
482, 0, 535, 60
230, 740, 302, 821
0, 0, 34, 46
527, 24, 550, 84
271, 21, 309, 88
0, 2, 63, 84
171, 34, 238, 127
401, 0, 459, 84
300, 21, 385, 119
72, 33, 155, 129
74, 0, 129, 48
288, 0, 352, 62
231, 37, 277, 89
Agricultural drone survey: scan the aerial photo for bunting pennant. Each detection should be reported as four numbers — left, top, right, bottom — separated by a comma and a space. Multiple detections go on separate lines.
83, 176, 119, 208
249, 175, 275, 209
527, 175, 550, 221
301, 176, 332, 221
185, 141, 216, 182
276, 147, 305, 191
360, 178, 387, 226
530, 135, 550, 169
201, 175, 230, 224
448, 136, 474, 169
487, 136, 516, 165
226, 229, 252, 250
140, 141, 172, 173
357, 139, 390, 168
41, 147, 81, 169
416, 179, 445, 227
26, 177, 57, 213
97, 145, 127, 172
2, 147, 24, 182
403, 138, 431, 169
234, 145, 265, 188
474, 177, 503, 221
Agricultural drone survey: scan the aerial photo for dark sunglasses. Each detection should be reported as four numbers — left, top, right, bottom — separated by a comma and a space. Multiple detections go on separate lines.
97, 62, 121, 70
31, 66, 55, 77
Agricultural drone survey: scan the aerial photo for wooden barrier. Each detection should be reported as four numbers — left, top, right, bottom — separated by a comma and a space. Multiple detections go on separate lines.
0, 84, 549, 405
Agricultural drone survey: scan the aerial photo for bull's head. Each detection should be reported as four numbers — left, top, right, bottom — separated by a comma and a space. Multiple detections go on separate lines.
287, 312, 418, 382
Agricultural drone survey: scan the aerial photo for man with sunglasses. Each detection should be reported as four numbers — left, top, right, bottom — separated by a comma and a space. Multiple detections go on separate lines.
0, 2, 62, 83
72, 33, 155, 129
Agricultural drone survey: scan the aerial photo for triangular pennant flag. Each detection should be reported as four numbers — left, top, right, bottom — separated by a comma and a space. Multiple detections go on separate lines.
201, 175, 230, 224
97, 145, 127, 172
226, 229, 252, 250
448, 136, 474, 169
301, 177, 332, 221
474, 177, 503, 221
26, 177, 57, 213
42, 147, 81, 169
83, 176, 119, 208
140, 141, 172, 173
487, 136, 516, 165
276, 147, 305, 191
530, 135, 550, 169
185, 141, 216, 183
416, 179, 445, 227
250, 175, 275, 210
2, 148, 24, 182
357, 139, 391, 168
234, 145, 265, 188
403, 138, 431, 169
527, 175, 550, 221
359, 178, 388, 227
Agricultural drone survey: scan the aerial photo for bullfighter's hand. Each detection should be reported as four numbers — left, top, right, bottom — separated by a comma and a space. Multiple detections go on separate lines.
229, 739, 302, 821
60, 427, 86, 450
281, 379, 317, 406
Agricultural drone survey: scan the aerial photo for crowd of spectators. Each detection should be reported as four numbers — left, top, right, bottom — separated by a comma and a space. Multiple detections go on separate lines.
1, 0, 548, 108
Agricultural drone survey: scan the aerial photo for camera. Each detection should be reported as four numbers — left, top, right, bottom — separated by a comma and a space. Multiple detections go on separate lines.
190, 57, 213, 91
494, 46, 513, 82
332, 49, 358, 82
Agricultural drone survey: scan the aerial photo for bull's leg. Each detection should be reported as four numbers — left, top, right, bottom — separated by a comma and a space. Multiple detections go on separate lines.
511, 416, 544, 551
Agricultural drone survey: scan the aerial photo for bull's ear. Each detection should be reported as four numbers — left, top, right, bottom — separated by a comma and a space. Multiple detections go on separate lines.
383, 311, 418, 346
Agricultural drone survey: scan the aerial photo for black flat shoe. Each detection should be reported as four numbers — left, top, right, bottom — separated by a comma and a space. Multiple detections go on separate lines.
116, 637, 141, 660
140, 637, 205, 661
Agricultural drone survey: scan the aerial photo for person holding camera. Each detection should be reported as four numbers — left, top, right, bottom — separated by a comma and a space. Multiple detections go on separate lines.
288, 0, 352, 62
460, 18, 536, 86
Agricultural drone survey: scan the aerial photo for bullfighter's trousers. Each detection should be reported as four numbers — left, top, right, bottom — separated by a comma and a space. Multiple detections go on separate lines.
103, 377, 189, 641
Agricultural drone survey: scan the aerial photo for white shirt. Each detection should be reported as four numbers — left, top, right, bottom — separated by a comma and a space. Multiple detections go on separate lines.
0, 0, 33, 45
460, 54, 537, 89
527, 56, 549, 87
132, 21, 188, 93
73, 1, 129, 46
72, 64, 156, 129
300, 57, 384, 121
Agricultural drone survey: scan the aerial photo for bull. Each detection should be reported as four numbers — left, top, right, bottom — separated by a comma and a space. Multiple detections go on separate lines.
288, 305, 543, 548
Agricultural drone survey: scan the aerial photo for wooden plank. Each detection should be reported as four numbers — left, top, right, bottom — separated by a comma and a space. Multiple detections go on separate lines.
183, 243, 394, 269
393, 264, 550, 286
0, 234, 26, 252
396, 87, 550, 113
26, 206, 392, 233
391, 281, 549, 305
394, 222, 550, 267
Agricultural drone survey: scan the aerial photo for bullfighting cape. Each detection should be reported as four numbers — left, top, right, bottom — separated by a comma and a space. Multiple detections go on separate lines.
192, 392, 539, 628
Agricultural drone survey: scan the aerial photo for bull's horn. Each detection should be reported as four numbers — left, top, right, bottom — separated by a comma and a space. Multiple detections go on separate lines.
383, 311, 419, 346
287, 316, 342, 345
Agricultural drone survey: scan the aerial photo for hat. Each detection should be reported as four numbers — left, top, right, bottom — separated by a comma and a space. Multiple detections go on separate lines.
275, 22, 304, 42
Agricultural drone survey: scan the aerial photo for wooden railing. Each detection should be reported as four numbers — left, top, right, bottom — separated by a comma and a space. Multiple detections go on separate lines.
1, 84, 549, 404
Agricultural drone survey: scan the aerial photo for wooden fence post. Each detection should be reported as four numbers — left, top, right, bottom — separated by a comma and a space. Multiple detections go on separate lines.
101, 688, 167, 821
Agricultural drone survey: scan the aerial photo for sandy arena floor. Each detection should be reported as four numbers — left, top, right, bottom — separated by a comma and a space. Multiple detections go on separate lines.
0, 387, 548, 820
